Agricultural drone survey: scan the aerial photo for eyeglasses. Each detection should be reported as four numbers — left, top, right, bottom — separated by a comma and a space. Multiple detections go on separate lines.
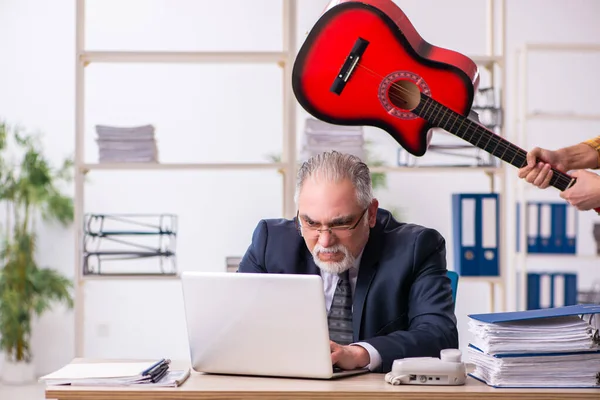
295, 208, 368, 239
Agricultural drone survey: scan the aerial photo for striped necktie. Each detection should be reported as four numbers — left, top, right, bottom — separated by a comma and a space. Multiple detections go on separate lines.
328, 270, 353, 345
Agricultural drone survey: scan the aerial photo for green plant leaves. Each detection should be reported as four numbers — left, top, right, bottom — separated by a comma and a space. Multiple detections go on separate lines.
0, 120, 74, 362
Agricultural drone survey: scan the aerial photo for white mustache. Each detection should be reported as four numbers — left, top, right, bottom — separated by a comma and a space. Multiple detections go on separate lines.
314, 244, 345, 254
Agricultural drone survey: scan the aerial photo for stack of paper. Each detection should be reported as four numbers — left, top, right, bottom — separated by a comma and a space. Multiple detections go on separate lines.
468, 315, 598, 355
39, 359, 190, 387
300, 118, 365, 161
95, 124, 159, 163
468, 347, 600, 388
467, 305, 600, 388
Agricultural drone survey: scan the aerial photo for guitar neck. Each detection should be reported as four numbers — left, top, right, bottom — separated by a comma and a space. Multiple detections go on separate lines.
412, 93, 574, 191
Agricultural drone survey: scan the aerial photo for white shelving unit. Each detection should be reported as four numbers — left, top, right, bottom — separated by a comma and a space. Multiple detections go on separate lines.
73, 0, 298, 357
513, 42, 600, 311
72, 0, 508, 357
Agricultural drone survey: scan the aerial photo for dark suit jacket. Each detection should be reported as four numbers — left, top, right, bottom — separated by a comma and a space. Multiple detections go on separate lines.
238, 208, 458, 373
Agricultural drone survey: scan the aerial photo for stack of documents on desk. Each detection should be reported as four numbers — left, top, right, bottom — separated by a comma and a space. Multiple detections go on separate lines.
95, 124, 159, 163
300, 118, 365, 161
39, 359, 190, 387
467, 304, 600, 388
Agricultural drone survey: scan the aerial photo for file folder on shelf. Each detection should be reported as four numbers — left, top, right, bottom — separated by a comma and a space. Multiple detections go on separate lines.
451, 193, 499, 276
83, 213, 177, 276
516, 201, 577, 254
467, 304, 600, 388
527, 272, 578, 310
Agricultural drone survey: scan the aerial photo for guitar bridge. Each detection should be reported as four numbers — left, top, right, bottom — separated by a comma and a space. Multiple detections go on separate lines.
330, 37, 369, 95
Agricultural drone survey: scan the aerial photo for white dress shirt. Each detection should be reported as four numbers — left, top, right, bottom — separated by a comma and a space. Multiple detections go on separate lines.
320, 251, 382, 371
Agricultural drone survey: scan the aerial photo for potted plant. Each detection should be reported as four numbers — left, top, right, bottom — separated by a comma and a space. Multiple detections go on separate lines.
0, 121, 74, 384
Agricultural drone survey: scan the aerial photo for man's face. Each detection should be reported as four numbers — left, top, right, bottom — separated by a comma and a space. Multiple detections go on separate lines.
296, 177, 378, 274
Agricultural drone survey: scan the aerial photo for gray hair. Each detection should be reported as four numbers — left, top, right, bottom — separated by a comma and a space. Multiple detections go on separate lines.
294, 150, 373, 209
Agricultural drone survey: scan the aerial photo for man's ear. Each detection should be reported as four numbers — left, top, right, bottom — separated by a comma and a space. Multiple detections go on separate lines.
368, 198, 379, 227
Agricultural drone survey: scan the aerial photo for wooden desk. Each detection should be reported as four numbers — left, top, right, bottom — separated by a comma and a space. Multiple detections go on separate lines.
45, 359, 600, 400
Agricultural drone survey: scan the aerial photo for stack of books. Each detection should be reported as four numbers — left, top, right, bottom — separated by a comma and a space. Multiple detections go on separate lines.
95, 124, 159, 163
467, 304, 600, 388
300, 118, 365, 161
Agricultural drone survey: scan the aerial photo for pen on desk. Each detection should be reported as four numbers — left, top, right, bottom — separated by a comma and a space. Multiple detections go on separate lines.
148, 359, 171, 379
141, 359, 166, 376
151, 364, 170, 383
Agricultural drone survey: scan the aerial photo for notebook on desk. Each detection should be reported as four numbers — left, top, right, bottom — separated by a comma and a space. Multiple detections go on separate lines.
180, 271, 369, 380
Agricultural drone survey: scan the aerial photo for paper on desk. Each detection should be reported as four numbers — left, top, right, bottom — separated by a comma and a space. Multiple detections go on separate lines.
39, 362, 157, 382
64, 369, 191, 387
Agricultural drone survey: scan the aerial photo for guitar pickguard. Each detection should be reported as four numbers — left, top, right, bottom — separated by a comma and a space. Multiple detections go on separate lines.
378, 71, 431, 120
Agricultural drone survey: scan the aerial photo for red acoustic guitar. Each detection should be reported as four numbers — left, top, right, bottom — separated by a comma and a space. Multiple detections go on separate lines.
292, 0, 594, 211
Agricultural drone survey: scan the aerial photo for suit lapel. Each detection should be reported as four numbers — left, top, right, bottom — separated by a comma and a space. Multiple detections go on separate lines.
353, 229, 383, 340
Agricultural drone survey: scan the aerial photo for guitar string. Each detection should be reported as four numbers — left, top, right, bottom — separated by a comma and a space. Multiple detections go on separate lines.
358, 64, 573, 189
352, 63, 573, 189
357, 64, 523, 160
384, 81, 572, 190
355, 64, 520, 155
356, 64, 527, 164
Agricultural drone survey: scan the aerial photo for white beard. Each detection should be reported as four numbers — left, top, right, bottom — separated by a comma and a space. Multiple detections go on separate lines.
311, 243, 355, 274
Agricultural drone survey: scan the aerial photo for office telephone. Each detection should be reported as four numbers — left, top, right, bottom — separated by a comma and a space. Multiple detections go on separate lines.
384, 349, 467, 386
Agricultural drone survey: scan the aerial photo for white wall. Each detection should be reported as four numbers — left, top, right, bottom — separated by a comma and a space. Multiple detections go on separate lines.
0, 0, 599, 376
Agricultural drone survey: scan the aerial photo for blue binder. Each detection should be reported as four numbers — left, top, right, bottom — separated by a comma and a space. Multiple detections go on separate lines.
515, 202, 540, 253
557, 272, 578, 307
538, 202, 552, 252
550, 203, 565, 252
550, 203, 577, 253
526, 272, 578, 310
468, 304, 600, 388
469, 303, 600, 323
516, 201, 577, 254
452, 193, 499, 276
564, 204, 577, 253
526, 272, 541, 310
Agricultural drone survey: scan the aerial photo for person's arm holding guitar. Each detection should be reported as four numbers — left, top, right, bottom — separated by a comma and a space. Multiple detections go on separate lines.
518, 136, 600, 211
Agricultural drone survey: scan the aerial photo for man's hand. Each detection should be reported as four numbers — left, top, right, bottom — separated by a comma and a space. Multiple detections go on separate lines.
560, 170, 600, 211
517, 146, 567, 189
330, 341, 370, 370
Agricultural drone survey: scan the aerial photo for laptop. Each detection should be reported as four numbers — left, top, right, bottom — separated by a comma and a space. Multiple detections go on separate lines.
180, 271, 370, 379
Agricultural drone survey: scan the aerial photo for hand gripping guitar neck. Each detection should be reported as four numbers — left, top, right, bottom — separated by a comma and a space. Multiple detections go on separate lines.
291, 0, 600, 215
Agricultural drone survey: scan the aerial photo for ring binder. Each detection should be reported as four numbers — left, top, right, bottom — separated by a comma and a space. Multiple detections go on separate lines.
451, 193, 499, 276
467, 305, 600, 388
517, 202, 578, 254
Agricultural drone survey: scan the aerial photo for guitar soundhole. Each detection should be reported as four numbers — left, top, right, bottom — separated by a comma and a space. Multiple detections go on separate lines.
378, 71, 430, 120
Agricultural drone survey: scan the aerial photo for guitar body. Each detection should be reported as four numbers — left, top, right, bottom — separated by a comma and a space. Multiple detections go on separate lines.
292, 0, 480, 157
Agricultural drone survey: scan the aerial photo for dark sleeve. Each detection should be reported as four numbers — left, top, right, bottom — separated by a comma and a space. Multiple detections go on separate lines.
237, 220, 268, 273
362, 228, 459, 373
